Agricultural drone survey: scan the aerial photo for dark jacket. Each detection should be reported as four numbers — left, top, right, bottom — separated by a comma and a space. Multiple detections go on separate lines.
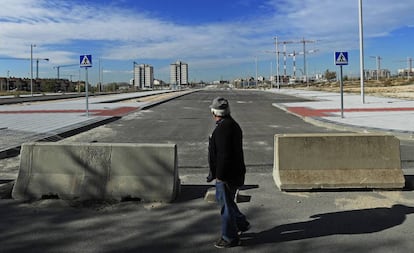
208, 116, 246, 187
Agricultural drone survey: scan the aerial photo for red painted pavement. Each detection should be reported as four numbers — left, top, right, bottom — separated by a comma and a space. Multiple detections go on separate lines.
287, 106, 414, 117
0, 107, 139, 117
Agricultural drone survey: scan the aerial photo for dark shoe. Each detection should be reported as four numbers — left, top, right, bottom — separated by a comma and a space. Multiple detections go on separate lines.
214, 237, 241, 248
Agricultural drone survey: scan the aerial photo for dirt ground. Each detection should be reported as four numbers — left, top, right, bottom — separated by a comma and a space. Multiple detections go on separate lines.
305, 79, 414, 100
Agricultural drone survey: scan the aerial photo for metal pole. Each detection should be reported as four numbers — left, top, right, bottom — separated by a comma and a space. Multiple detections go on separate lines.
133, 61, 136, 87
30, 44, 35, 96
359, 0, 365, 103
303, 38, 307, 85
6, 70, 9, 91
376, 56, 379, 81
36, 59, 39, 79
270, 61, 273, 88
98, 58, 101, 92
283, 43, 287, 80
85, 68, 89, 117
274, 37, 280, 89
340, 65, 344, 118
255, 56, 258, 88
293, 51, 296, 77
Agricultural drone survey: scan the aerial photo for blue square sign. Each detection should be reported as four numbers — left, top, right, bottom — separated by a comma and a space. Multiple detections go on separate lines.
80, 55, 92, 68
335, 52, 348, 65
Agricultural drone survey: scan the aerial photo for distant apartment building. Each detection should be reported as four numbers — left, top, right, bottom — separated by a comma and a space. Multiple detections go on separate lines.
364, 69, 391, 80
134, 64, 154, 89
398, 68, 414, 77
170, 61, 188, 87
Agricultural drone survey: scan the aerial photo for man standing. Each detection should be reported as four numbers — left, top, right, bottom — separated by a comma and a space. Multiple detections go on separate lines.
208, 97, 250, 248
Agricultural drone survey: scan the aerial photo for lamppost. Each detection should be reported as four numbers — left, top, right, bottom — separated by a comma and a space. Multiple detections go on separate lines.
359, 0, 365, 103
30, 44, 36, 96
36, 58, 49, 79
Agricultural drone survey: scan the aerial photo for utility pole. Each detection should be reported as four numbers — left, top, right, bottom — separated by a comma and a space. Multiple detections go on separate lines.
30, 44, 36, 96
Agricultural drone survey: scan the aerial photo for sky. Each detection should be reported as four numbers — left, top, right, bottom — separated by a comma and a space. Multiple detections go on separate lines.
0, 0, 414, 85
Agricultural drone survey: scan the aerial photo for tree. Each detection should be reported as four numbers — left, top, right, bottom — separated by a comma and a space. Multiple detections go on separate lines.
324, 69, 336, 81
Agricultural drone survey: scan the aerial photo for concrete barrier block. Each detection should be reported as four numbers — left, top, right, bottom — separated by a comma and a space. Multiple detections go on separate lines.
107, 144, 179, 201
12, 142, 179, 202
273, 133, 405, 190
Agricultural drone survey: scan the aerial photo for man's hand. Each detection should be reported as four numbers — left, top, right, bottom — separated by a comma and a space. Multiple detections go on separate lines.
206, 174, 214, 182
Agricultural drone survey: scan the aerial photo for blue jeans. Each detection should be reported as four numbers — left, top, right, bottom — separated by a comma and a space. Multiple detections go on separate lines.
215, 181, 249, 241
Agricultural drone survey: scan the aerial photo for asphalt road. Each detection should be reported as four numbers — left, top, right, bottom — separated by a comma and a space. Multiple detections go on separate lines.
2, 89, 414, 253
63, 89, 339, 174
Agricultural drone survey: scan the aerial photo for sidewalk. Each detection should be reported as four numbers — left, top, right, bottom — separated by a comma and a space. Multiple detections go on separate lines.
268, 88, 414, 139
0, 89, 194, 158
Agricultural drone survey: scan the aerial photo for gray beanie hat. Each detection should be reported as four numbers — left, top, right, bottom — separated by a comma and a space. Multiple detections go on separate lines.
210, 97, 230, 116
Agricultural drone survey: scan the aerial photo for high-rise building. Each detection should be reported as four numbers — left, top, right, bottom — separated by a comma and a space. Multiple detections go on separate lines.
170, 61, 188, 87
134, 64, 154, 89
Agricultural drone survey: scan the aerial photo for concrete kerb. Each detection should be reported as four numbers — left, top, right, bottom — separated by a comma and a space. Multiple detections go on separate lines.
12, 142, 180, 202
140, 89, 199, 110
0, 89, 199, 159
272, 103, 414, 141
0, 116, 120, 159
304, 117, 414, 141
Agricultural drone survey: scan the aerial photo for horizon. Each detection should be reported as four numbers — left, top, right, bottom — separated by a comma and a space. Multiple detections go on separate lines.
0, 0, 413, 85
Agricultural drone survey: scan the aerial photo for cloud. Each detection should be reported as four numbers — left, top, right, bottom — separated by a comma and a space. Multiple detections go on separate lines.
0, 0, 414, 81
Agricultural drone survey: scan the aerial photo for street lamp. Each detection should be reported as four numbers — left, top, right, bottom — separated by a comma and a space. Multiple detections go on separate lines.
36, 58, 49, 79
30, 44, 36, 96
359, 0, 365, 103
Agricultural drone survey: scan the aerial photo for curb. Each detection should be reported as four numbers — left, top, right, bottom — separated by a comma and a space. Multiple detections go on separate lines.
272, 103, 414, 141
0, 90, 199, 159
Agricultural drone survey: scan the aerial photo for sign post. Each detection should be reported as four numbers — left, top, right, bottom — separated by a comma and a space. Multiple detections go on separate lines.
80, 55, 92, 117
335, 52, 348, 118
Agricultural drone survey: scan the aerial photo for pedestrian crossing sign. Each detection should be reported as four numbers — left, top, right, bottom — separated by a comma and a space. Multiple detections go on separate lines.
80, 55, 92, 68
335, 52, 348, 65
